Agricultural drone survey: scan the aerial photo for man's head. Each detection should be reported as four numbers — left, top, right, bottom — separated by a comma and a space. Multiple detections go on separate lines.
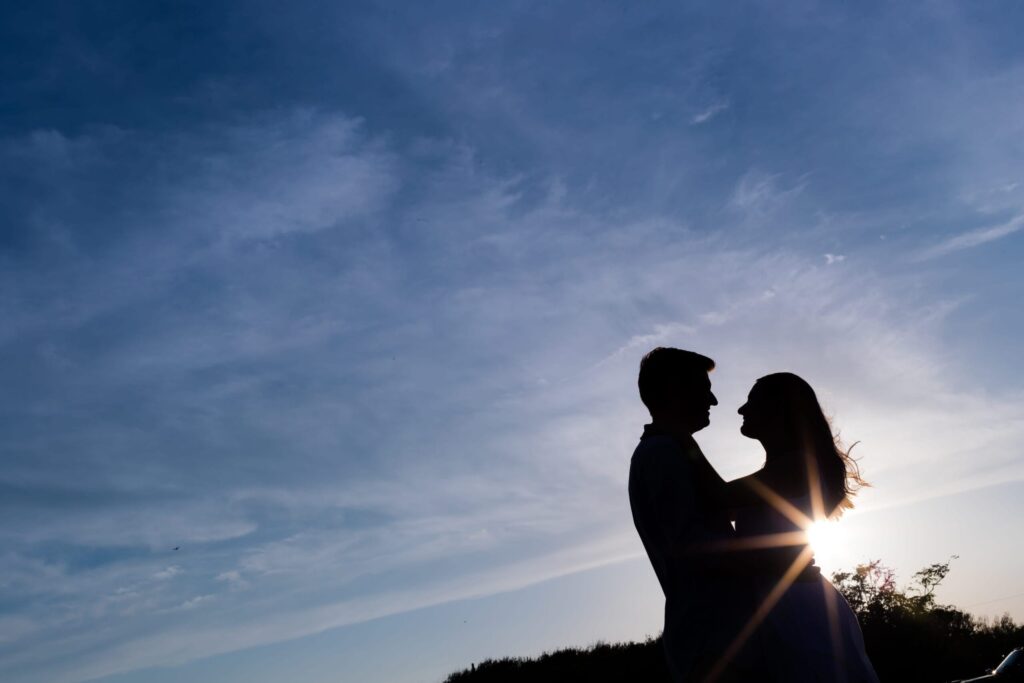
638, 347, 717, 433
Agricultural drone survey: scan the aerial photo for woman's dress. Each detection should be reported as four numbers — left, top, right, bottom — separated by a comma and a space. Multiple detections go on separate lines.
734, 497, 880, 683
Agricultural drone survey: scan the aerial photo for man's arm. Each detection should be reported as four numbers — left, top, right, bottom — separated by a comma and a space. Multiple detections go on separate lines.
633, 439, 768, 578
641, 446, 699, 553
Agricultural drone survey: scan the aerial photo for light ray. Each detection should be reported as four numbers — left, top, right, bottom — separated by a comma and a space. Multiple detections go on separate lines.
698, 531, 808, 553
698, 453, 845, 682
823, 576, 846, 683
702, 545, 816, 682
803, 440, 828, 522
743, 477, 814, 529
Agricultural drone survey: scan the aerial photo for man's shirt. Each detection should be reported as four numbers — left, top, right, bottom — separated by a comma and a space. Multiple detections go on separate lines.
628, 424, 734, 600
629, 425, 744, 680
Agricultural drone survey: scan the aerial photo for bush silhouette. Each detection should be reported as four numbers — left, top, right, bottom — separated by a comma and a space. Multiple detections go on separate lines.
443, 558, 1023, 683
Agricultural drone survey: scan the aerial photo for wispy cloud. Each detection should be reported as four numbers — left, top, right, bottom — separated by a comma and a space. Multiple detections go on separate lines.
691, 100, 729, 124
917, 213, 1024, 260
152, 566, 182, 581
728, 170, 808, 217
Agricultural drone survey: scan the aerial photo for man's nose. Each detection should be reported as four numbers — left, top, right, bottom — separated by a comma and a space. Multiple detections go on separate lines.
709, 392, 718, 406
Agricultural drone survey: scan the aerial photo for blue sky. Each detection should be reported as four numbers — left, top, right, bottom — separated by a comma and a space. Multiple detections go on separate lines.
2, 2, 1024, 682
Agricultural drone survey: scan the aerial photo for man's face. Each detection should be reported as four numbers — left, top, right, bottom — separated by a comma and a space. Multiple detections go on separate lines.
671, 372, 718, 433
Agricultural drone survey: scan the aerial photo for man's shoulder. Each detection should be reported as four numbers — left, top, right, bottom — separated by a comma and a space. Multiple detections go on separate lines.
630, 434, 691, 482
632, 432, 676, 456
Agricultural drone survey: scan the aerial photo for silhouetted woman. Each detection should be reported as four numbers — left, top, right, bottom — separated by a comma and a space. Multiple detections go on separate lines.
725, 373, 879, 682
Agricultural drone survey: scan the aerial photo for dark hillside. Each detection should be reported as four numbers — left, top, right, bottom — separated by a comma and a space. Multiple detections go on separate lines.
443, 639, 669, 683
443, 559, 1024, 683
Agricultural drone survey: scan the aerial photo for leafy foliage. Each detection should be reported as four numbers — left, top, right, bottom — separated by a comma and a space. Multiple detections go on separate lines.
443, 558, 1023, 683
832, 557, 1023, 682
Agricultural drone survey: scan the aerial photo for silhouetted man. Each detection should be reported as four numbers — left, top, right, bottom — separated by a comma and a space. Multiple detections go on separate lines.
628, 348, 744, 682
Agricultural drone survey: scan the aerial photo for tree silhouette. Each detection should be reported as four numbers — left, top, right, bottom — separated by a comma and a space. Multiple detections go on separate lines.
832, 557, 1020, 682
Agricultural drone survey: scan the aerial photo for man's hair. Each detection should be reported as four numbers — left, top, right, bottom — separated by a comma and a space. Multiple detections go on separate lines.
638, 347, 715, 412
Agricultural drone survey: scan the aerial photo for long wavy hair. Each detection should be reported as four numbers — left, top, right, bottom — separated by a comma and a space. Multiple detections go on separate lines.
756, 372, 867, 518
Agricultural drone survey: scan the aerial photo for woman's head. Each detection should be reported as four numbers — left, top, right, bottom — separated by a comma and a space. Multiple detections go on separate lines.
738, 372, 866, 517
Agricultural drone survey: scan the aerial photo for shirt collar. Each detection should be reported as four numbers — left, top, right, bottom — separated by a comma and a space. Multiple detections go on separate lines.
641, 423, 698, 450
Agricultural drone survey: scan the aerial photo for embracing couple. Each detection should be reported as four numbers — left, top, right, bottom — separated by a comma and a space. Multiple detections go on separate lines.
628, 348, 880, 682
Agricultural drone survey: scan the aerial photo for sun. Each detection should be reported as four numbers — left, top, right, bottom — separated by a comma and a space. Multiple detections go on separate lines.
805, 519, 848, 574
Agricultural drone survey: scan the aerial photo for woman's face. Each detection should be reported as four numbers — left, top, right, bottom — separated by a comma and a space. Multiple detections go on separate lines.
738, 382, 779, 440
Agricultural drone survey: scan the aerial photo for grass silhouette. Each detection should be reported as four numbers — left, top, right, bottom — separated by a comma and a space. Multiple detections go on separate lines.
443, 639, 669, 683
